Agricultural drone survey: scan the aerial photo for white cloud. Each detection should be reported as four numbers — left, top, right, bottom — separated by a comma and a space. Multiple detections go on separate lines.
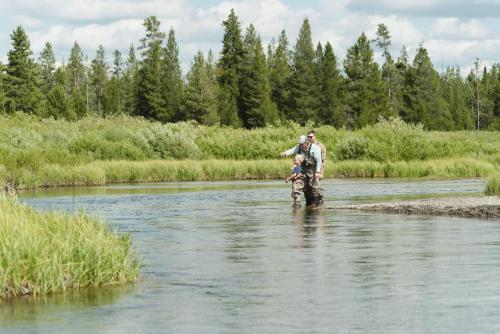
431, 18, 493, 40
425, 39, 478, 69
2, 0, 189, 21
315, 13, 422, 65
318, 0, 350, 15
11, 15, 43, 29
28, 19, 144, 59
347, 0, 500, 18
2, 0, 500, 74
198, 0, 313, 41
367, 15, 423, 47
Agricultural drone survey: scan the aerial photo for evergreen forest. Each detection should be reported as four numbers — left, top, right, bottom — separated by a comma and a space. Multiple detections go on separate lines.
1, 9, 500, 131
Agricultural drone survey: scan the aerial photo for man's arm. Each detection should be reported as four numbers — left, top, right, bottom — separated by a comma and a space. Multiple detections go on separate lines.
281, 145, 299, 157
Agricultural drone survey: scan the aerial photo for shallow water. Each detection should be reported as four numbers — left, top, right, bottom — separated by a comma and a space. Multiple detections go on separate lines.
3, 178, 500, 334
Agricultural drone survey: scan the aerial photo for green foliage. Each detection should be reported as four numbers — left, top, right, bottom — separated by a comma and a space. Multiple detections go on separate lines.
485, 175, 500, 196
136, 16, 166, 121
162, 28, 184, 122
183, 51, 219, 125
217, 85, 241, 127
0, 61, 5, 112
0, 114, 204, 177
318, 42, 343, 126
374, 23, 398, 119
141, 121, 202, 159
0, 113, 498, 186
332, 158, 496, 178
344, 33, 388, 129
267, 30, 291, 119
66, 42, 88, 117
442, 66, 474, 130
0, 196, 140, 300
239, 24, 278, 127
288, 19, 316, 123
405, 46, 452, 130
38, 42, 56, 94
2, 17, 500, 130
217, 8, 244, 127
5, 26, 43, 115
67, 42, 87, 95
90, 45, 108, 115
123, 45, 139, 115
335, 134, 372, 160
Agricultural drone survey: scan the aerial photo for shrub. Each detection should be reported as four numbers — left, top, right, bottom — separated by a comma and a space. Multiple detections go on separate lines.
0, 196, 140, 300
485, 175, 500, 196
335, 134, 371, 160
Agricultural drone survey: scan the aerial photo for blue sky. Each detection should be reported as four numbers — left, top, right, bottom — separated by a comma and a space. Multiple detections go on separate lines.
1, 0, 500, 75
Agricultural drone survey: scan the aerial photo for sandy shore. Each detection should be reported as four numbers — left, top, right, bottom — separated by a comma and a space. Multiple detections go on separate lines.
330, 196, 500, 219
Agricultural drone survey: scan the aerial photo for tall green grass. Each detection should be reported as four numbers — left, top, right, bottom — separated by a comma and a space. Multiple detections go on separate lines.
0, 113, 499, 187
485, 175, 500, 196
5, 158, 497, 188
0, 194, 140, 300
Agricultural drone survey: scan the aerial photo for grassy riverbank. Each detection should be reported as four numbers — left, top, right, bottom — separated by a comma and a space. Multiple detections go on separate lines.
0, 195, 140, 300
0, 113, 499, 188
3, 158, 498, 188
486, 175, 500, 196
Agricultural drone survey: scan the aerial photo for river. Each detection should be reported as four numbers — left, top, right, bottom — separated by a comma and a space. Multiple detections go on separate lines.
2, 178, 500, 333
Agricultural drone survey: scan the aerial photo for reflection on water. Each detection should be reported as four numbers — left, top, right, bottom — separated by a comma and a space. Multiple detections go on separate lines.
292, 208, 326, 249
19, 181, 283, 199
1, 285, 135, 323
4, 178, 500, 334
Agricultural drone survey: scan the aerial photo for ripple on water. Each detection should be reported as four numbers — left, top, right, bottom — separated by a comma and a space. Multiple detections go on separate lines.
6, 178, 500, 334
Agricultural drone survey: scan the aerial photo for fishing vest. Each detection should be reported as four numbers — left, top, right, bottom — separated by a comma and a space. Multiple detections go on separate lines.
298, 144, 317, 171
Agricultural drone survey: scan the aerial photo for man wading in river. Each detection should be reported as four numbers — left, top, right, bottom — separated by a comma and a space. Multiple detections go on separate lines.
307, 130, 326, 180
281, 135, 324, 207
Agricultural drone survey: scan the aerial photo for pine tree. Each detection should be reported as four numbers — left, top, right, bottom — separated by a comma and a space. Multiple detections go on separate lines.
136, 16, 166, 120
39, 42, 56, 94
67, 42, 87, 117
4, 26, 43, 114
90, 45, 108, 115
46, 83, 75, 120
218, 86, 241, 126
343, 32, 387, 128
313, 42, 324, 119
123, 44, 138, 115
104, 50, 124, 115
441, 66, 473, 129
267, 30, 291, 119
318, 42, 343, 126
162, 27, 184, 122
485, 64, 500, 129
204, 51, 220, 125
288, 19, 316, 124
239, 24, 277, 127
184, 51, 219, 125
410, 45, 452, 129
375, 24, 397, 117
394, 46, 412, 121
217, 9, 244, 127
0, 61, 6, 112
477, 64, 496, 129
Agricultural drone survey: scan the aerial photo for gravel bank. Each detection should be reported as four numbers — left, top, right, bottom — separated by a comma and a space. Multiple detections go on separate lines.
330, 196, 500, 219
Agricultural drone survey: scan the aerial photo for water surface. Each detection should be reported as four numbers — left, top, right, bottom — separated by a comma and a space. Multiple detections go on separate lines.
3, 178, 500, 334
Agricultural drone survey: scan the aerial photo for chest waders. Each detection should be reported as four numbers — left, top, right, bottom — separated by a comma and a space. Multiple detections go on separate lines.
299, 145, 324, 206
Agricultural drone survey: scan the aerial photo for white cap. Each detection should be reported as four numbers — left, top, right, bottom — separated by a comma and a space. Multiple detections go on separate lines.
298, 135, 307, 144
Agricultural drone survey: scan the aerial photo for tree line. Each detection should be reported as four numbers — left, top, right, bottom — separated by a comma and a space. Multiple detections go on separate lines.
0, 9, 499, 130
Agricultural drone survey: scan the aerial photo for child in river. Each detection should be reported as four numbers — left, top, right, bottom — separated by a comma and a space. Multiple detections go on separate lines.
285, 154, 304, 207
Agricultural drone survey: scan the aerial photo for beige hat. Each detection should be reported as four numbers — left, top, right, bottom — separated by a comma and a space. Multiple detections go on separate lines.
298, 135, 307, 144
